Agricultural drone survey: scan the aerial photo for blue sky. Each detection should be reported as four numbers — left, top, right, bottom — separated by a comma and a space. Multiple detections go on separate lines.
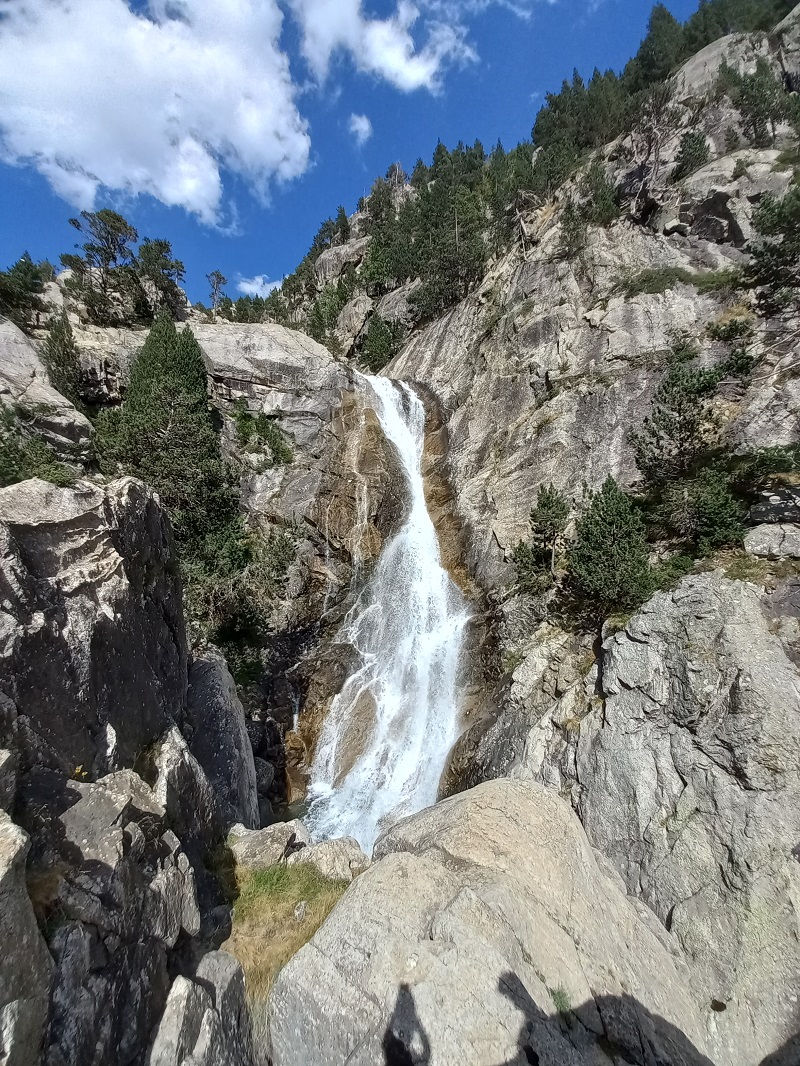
0, 0, 698, 303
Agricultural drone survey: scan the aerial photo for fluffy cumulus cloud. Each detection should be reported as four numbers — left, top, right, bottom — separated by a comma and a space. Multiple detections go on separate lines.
348, 113, 374, 147
0, 0, 311, 224
287, 0, 476, 91
0, 0, 531, 222
237, 275, 281, 298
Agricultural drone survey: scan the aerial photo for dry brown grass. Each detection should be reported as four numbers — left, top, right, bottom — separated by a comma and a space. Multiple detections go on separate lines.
223, 862, 348, 1004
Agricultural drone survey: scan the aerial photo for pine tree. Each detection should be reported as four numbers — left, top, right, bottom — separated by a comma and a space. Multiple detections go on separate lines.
530, 484, 569, 573
335, 205, 351, 243
569, 478, 653, 615
206, 270, 228, 312
96, 314, 232, 544
671, 131, 711, 182
748, 180, 800, 316
41, 311, 81, 405
0, 253, 45, 332
136, 238, 186, 318
628, 355, 723, 486
61, 210, 138, 325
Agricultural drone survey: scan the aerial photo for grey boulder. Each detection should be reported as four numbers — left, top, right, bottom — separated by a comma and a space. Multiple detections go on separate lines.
268, 779, 713, 1066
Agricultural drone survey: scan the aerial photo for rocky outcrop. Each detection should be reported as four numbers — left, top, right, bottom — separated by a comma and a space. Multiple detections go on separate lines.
146, 952, 254, 1066
0, 318, 92, 458
743, 522, 800, 557
268, 779, 714, 1066
227, 819, 310, 869
285, 836, 369, 882
511, 573, 800, 1066
312, 237, 370, 288
0, 811, 53, 1066
0, 476, 187, 777
0, 478, 257, 1066
186, 649, 259, 829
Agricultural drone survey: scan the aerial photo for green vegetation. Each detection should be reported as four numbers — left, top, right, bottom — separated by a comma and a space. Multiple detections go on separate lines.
94, 314, 294, 671
60, 209, 185, 326
41, 312, 81, 406
569, 478, 654, 616
359, 314, 404, 372
0, 253, 47, 333
628, 334, 723, 484
225, 862, 348, 1003
0, 407, 75, 488
232, 400, 293, 465
748, 178, 800, 317
513, 484, 569, 591
718, 57, 787, 148
618, 266, 742, 298
671, 131, 710, 181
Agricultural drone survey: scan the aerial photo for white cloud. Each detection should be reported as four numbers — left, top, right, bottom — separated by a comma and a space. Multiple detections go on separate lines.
237, 275, 281, 298
0, 0, 533, 221
288, 0, 476, 91
0, 0, 311, 224
348, 114, 374, 147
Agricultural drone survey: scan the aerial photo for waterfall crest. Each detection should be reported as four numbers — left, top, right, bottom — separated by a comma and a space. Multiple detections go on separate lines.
306, 374, 469, 852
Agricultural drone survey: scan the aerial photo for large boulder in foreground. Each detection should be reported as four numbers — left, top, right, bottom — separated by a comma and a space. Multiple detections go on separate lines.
0, 477, 187, 776
268, 779, 713, 1066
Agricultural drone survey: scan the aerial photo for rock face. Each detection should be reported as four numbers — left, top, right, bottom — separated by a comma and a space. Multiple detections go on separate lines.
187, 649, 259, 829
511, 574, 800, 1066
0, 811, 53, 1066
146, 952, 254, 1066
0, 318, 92, 457
0, 478, 256, 1066
0, 477, 187, 777
268, 779, 713, 1066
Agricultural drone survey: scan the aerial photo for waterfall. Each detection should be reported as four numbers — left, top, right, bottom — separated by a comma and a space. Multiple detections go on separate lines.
306, 374, 470, 853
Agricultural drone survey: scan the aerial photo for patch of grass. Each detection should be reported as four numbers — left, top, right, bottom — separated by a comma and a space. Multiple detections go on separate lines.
549, 983, 571, 1019
223, 862, 348, 1004
698, 550, 800, 585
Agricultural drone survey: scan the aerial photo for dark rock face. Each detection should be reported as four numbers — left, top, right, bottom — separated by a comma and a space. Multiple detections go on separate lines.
0, 477, 187, 777
187, 648, 259, 829
0, 477, 255, 1066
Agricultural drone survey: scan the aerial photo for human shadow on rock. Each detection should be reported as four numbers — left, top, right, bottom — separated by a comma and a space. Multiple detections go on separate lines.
380, 971, 800, 1066
382, 983, 431, 1066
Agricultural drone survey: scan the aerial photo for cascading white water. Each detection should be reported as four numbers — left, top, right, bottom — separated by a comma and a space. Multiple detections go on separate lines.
306, 374, 470, 853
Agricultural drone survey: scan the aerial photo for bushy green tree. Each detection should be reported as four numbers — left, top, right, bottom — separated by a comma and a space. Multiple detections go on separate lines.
94, 314, 292, 652
136, 238, 186, 317
671, 131, 711, 181
0, 406, 74, 487
360, 314, 401, 372
580, 160, 619, 226
41, 311, 81, 404
334, 205, 351, 243
0, 253, 46, 332
747, 180, 800, 316
558, 197, 587, 258
514, 483, 570, 590
719, 58, 786, 147
658, 469, 743, 553
625, 4, 685, 91
569, 478, 653, 614
628, 337, 724, 486
61, 210, 138, 325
